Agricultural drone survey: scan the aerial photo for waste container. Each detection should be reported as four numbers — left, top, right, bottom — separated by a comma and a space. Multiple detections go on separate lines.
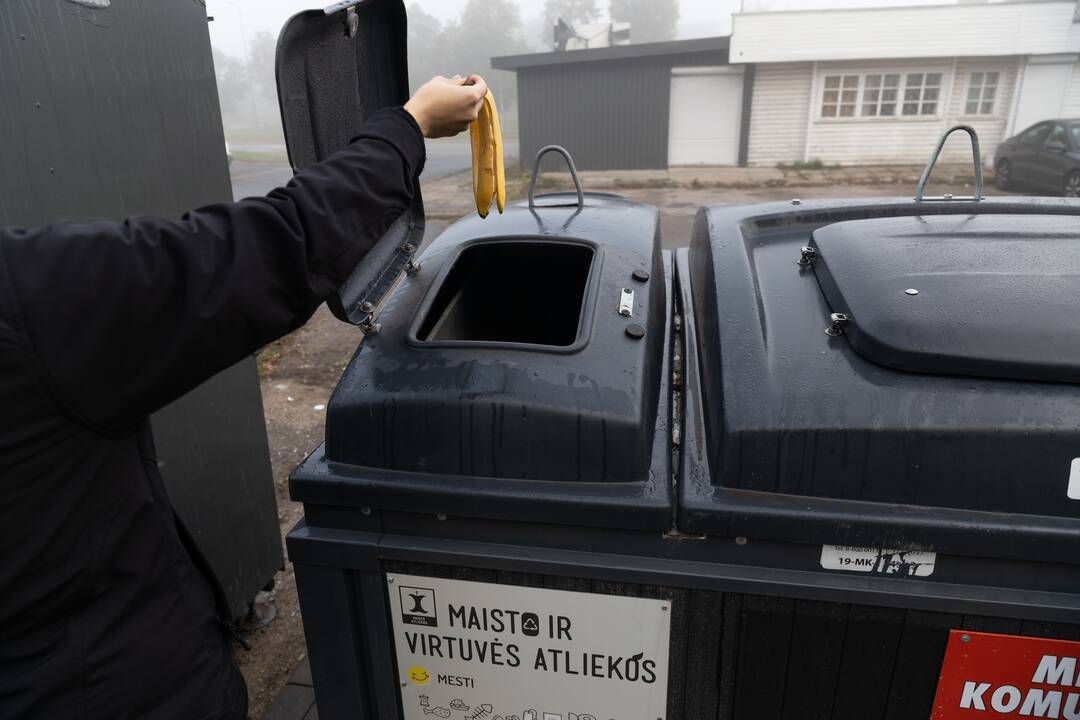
281, 4, 1080, 718
676, 197, 1080, 718
288, 180, 677, 719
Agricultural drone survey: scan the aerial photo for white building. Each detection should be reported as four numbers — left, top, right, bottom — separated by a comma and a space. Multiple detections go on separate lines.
731, 1, 1080, 166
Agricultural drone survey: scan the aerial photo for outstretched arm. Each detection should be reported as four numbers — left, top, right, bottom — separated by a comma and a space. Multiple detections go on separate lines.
0, 76, 487, 433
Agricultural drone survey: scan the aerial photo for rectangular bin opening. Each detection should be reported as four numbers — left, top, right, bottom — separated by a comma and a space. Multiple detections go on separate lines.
418, 241, 593, 346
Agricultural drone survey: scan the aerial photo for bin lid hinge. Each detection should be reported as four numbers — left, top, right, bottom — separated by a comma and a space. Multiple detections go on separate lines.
322, 1, 361, 36
358, 301, 381, 335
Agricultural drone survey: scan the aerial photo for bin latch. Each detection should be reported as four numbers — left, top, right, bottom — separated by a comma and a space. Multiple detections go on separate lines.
825, 312, 850, 337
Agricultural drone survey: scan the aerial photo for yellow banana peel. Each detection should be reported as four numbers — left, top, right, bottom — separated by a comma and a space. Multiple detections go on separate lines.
470, 90, 506, 218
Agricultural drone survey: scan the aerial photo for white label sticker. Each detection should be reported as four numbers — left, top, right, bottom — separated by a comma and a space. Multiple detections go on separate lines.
388, 574, 671, 720
1069, 458, 1080, 500
820, 545, 936, 577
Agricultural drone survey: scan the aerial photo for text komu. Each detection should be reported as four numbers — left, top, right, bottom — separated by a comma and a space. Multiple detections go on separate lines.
958, 655, 1080, 719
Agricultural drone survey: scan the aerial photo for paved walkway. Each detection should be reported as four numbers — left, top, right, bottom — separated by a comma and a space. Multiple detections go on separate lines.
261, 658, 317, 720
418, 162, 984, 212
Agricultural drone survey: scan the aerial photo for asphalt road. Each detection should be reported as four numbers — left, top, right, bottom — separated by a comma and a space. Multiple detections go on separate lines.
228, 138, 517, 200
228, 159, 294, 200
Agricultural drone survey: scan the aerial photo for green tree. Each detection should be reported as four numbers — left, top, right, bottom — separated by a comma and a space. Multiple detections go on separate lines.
609, 0, 679, 43
443, 0, 527, 114
212, 46, 249, 117
451, 0, 526, 68
541, 0, 601, 47
404, 0, 530, 133
246, 31, 278, 103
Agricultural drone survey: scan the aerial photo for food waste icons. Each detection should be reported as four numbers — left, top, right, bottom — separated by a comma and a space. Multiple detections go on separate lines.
465, 703, 494, 720
413, 696, 605, 720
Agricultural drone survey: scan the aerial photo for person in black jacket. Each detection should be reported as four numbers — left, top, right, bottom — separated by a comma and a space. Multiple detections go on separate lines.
0, 74, 488, 720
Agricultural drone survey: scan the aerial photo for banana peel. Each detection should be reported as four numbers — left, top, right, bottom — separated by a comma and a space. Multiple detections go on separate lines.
470, 90, 506, 218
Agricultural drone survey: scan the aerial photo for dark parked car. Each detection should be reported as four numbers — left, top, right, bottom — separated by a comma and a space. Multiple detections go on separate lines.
995, 119, 1080, 196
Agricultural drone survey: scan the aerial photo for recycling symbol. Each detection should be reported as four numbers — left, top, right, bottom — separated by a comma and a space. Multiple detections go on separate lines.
522, 612, 540, 637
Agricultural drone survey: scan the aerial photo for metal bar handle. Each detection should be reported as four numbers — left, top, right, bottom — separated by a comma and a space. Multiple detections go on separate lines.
528, 145, 585, 209
915, 124, 984, 202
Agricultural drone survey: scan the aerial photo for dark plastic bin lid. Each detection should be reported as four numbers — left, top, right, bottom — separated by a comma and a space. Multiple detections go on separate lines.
810, 214, 1080, 384
275, 0, 423, 323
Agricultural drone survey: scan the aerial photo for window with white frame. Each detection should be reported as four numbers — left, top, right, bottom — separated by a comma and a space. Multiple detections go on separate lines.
901, 72, 942, 116
965, 71, 999, 115
861, 74, 900, 117
821, 75, 859, 117
820, 71, 944, 119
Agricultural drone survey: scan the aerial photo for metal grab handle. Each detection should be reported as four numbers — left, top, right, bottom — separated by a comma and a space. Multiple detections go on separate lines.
528, 145, 585, 209
915, 124, 984, 202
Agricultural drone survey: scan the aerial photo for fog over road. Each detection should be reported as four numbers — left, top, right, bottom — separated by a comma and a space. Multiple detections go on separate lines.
228, 139, 518, 200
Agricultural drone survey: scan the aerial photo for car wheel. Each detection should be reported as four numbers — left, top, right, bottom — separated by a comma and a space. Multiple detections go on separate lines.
994, 158, 1012, 191
1063, 170, 1080, 198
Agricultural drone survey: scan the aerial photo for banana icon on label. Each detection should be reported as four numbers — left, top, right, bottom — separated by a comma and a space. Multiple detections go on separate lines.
470, 90, 506, 218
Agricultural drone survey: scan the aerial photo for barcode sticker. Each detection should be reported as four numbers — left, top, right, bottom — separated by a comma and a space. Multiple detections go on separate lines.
820, 545, 936, 577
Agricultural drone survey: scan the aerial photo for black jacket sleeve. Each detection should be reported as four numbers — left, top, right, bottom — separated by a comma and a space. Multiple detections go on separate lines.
0, 106, 425, 433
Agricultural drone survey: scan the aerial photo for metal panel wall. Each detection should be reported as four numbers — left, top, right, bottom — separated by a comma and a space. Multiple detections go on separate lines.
518, 50, 729, 172
0, 0, 282, 619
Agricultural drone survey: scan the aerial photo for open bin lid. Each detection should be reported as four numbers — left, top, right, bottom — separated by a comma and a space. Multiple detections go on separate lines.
275, 0, 424, 324
809, 214, 1080, 384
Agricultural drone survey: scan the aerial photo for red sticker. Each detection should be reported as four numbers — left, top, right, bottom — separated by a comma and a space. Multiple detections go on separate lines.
932, 630, 1080, 719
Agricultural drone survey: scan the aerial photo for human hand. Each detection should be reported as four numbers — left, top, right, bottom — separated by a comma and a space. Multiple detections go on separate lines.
404, 75, 489, 139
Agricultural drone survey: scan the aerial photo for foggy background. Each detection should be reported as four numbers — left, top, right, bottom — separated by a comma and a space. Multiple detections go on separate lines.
207, 0, 975, 154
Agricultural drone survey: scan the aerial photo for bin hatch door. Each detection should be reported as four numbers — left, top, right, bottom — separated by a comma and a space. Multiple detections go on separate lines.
809, 214, 1080, 384
275, 0, 423, 324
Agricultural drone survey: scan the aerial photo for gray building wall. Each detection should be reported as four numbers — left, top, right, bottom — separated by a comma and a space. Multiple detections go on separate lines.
513, 49, 730, 172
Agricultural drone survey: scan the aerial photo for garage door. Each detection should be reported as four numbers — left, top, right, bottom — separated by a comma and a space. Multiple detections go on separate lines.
1013, 59, 1071, 134
668, 67, 744, 166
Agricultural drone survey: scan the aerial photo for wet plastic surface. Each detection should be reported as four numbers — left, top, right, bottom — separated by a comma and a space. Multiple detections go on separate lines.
810, 214, 1080, 384
681, 197, 1080, 554
289, 195, 1080, 720
291, 193, 674, 530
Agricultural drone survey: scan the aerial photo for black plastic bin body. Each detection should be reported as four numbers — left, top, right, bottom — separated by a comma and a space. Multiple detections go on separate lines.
278, 3, 1080, 716
290, 188, 679, 718
288, 196, 1080, 720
